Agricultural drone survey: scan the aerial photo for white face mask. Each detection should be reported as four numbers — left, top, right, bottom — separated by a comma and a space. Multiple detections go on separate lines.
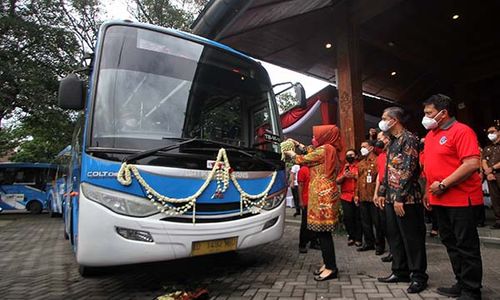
360, 147, 370, 156
378, 120, 393, 132
421, 110, 443, 130
488, 133, 498, 142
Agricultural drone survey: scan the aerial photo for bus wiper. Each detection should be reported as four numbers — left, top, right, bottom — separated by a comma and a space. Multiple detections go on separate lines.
189, 139, 280, 171
122, 138, 198, 163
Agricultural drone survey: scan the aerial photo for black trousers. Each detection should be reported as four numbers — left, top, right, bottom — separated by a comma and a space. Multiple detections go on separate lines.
291, 186, 301, 214
425, 209, 439, 231
299, 206, 316, 247
341, 200, 362, 242
317, 231, 337, 270
385, 203, 428, 283
360, 201, 385, 250
488, 176, 500, 223
434, 205, 482, 295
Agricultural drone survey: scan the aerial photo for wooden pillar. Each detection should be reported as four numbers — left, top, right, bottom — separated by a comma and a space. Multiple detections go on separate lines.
336, 7, 365, 151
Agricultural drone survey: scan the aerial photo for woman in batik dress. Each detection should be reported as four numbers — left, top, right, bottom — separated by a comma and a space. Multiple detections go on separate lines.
285, 124, 345, 281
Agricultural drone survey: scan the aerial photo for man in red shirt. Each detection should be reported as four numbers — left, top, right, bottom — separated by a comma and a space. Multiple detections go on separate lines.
336, 149, 362, 247
422, 94, 483, 300
297, 164, 319, 253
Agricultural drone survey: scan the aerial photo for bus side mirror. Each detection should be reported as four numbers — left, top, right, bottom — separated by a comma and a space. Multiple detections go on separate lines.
293, 83, 306, 108
58, 74, 85, 110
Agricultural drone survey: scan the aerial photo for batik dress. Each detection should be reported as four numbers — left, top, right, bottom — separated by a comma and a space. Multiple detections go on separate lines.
296, 146, 340, 232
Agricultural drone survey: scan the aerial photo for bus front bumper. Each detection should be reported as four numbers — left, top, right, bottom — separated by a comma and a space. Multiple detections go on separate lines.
76, 194, 285, 267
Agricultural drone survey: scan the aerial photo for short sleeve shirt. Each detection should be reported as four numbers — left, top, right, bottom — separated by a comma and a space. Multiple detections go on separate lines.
337, 163, 358, 202
483, 143, 500, 178
376, 152, 387, 183
423, 120, 483, 207
297, 166, 310, 206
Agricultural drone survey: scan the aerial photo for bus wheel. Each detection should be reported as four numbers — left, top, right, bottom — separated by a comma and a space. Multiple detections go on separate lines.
79, 265, 101, 277
27, 201, 42, 214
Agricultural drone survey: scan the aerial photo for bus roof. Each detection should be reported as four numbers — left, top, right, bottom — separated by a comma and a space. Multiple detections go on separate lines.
101, 20, 255, 62
0, 162, 59, 169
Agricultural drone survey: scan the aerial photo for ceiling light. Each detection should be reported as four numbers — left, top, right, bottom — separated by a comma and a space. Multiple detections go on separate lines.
391, 71, 397, 76
452, 14, 459, 20
325, 43, 332, 49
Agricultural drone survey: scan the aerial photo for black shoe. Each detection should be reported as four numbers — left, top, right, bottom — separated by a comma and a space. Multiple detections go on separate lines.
457, 292, 481, 300
436, 284, 462, 298
477, 222, 485, 228
377, 273, 410, 283
314, 269, 338, 281
309, 243, 321, 250
381, 254, 393, 262
375, 248, 385, 256
490, 223, 500, 229
429, 230, 438, 237
299, 247, 307, 253
407, 281, 427, 294
347, 239, 355, 246
357, 245, 375, 252
354, 241, 363, 247
293, 212, 300, 217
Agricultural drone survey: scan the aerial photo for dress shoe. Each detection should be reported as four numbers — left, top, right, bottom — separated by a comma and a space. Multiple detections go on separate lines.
457, 293, 481, 300
314, 269, 338, 281
347, 239, 355, 246
375, 248, 385, 256
293, 212, 300, 217
354, 241, 363, 247
313, 265, 325, 275
357, 245, 375, 252
377, 273, 410, 283
429, 230, 438, 237
299, 247, 307, 253
381, 253, 393, 262
436, 284, 462, 297
407, 281, 427, 294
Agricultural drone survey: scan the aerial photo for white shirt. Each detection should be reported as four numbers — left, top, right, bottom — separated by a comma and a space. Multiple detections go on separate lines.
291, 164, 300, 187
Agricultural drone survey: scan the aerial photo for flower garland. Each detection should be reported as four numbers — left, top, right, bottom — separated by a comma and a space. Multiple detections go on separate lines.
116, 148, 277, 224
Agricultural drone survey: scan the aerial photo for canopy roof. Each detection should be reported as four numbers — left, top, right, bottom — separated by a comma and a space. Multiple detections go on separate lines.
193, 0, 500, 139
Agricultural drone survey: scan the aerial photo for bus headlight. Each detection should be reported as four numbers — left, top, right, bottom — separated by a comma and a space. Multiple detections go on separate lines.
262, 191, 286, 211
81, 183, 159, 217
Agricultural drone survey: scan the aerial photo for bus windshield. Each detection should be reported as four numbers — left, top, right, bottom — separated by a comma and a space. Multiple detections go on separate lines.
91, 25, 280, 154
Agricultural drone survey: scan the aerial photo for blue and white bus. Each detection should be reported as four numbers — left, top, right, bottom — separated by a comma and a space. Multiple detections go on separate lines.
0, 162, 59, 214
46, 146, 72, 218
58, 21, 297, 276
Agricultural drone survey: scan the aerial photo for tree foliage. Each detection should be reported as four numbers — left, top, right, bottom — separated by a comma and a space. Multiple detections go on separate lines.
0, 0, 101, 162
128, 0, 209, 31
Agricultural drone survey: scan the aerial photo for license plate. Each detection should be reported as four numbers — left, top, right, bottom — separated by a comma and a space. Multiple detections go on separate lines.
192, 237, 238, 256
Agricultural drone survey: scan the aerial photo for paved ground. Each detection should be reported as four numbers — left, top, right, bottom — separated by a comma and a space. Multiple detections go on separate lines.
0, 211, 499, 300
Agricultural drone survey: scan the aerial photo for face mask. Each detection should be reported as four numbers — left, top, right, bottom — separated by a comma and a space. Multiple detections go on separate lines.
421, 110, 443, 130
360, 147, 370, 156
488, 133, 498, 142
346, 156, 355, 164
378, 120, 393, 132
312, 137, 319, 148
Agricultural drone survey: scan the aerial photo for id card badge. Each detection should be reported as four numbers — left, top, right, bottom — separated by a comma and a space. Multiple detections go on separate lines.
366, 175, 372, 183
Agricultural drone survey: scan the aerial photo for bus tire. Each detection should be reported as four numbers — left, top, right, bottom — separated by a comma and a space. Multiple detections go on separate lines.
78, 265, 100, 277
27, 201, 43, 214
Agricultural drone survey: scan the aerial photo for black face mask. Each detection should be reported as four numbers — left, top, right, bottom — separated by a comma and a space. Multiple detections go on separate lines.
374, 140, 385, 149
346, 156, 355, 163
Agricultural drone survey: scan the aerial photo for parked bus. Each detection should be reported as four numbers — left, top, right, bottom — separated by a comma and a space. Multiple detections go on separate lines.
0, 162, 59, 214
46, 146, 72, 218
58, 21, 299, 276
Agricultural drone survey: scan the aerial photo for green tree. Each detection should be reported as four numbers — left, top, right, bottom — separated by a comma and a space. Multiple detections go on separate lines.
128, 0, 209, 31
0, 0, 101, 161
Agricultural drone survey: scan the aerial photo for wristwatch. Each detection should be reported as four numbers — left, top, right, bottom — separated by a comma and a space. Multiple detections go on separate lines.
438, 181, 447, 191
